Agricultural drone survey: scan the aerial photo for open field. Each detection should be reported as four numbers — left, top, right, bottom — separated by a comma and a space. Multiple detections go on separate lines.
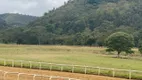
0, 66, 127, 80
0, 44, 142, 79
0, 44, 141, 70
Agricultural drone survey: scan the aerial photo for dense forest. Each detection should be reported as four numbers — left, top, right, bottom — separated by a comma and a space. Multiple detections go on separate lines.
0, 18, 7, 29
0, 0, 142, 46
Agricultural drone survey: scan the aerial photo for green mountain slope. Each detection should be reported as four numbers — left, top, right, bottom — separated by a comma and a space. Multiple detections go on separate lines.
29, 0, 141, 33
0, 18, 8, 28
1, 0, 142, 46
0, 13, 38, 27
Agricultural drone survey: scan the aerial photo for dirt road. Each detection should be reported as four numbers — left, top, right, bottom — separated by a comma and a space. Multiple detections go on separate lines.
0, 66, 128, 80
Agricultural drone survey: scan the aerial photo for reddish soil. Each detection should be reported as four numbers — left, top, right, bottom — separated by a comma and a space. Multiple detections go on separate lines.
0, 66, 128, 80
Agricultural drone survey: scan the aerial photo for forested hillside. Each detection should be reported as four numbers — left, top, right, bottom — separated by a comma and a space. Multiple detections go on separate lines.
1, 0, 142, 46
0, 18, 8, 28
0, 13, 38, 27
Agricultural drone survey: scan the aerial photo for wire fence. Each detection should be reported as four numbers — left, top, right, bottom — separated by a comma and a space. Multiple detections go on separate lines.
0, 58, 141, 79
0, 70, 80, 80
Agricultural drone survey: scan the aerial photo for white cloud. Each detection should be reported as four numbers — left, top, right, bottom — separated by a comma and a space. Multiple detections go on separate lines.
0, 0, 68, 16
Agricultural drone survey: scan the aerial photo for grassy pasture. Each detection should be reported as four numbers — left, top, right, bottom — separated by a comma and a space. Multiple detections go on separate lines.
0, 44, 142, 79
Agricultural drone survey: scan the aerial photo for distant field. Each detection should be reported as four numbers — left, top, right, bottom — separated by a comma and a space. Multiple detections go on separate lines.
0, 44, 141, 71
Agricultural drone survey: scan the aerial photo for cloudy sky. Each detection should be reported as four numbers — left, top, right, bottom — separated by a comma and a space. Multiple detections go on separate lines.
0, 0, 68, 16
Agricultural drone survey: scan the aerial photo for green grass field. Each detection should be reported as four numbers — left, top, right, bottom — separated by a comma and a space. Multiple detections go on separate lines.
0, 44, 141, 70
0, 44, 142, 79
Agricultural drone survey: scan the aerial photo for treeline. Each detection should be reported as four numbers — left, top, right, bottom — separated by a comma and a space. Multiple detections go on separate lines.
0, 26, 142, 47
1, 0, 142, 46
0, 26, 95, 45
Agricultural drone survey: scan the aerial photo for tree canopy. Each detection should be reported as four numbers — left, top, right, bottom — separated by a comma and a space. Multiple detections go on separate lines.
105, 32, 134, 57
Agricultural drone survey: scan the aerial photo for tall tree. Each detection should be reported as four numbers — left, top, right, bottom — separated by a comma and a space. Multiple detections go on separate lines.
105, 32, 134, 57
30, 26, 47, 45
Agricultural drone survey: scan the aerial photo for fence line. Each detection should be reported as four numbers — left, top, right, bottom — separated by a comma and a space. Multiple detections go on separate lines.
0, 70, 80, 80
0, 58, 142, 79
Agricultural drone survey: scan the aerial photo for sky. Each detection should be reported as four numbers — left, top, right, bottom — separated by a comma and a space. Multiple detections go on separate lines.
0, 0, 68, 16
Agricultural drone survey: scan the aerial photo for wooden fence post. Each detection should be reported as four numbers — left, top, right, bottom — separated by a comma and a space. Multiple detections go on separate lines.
17, 73, 21, 80
33, 74, 36, 80
3, 72, 7, 80
50, 63, 52, 71
98, 67, 101, 75
39, 62, 41, 70
20, 61, 23, 68
112, 68, 115, 77
72, 65, 74, 73
4, 60, 6, 66
49, 76, 52, 80
129, 70, 132, 80
84, 66, 87, 74
60, 65, 63, 72
12, 60, 14, 67
29, 61, 32, 69
98, 67, 100, 75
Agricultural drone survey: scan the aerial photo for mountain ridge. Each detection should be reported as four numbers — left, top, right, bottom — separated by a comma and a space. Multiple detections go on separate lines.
0, 13, 38, 27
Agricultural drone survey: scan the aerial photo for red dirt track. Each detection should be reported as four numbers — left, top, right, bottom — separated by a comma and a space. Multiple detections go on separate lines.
0, 66, 128, 80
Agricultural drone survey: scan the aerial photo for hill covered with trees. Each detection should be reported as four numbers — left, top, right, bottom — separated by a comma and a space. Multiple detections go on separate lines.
0, 13, 38, 27
1, 0, 142, 46
0, 18, 8, 29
